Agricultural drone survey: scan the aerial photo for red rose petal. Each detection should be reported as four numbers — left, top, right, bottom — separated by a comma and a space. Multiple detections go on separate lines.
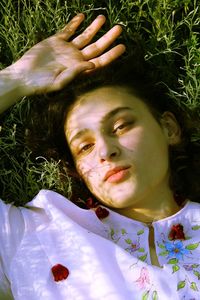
85, 197, 98, 208
51, 264, 69, 282
95, 207, 109, 219
168, 223, 186, 240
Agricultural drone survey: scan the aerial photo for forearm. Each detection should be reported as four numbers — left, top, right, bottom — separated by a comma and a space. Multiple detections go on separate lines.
0, 65, 25, 114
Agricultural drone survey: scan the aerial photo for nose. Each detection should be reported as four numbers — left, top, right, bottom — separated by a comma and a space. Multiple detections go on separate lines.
98, 137, 121, 163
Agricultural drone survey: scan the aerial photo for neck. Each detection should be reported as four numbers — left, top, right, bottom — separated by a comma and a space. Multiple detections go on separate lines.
114, 185, 180, 223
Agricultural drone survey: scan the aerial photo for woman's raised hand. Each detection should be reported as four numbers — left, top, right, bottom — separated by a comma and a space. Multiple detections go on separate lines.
11, 14, 125, 95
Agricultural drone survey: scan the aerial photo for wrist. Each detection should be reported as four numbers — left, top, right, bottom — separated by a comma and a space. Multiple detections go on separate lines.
4, 62, 34, 97
1, 64, 27, 98
0, 64, 31, 114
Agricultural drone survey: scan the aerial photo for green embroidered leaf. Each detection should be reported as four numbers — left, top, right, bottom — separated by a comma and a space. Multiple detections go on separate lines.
137, 229, 144, 235
142, 290, 150, 300
185, 242, 200, 250
158, 243, 165, 249
139, 254, 147, 262
121, 228, 127, 235
190, 282, 198, 291
177, 280, 186, 290
192, 264, 199, 268
168, 258, 178, 264
185, 236, 192, 240
138, 248, 145, 252
152, 290, 158, 300
159, 251, 168, 256
192, 225, 200, 230
172, 265, 180, 273
125, 238, 132, 244
193, 270, 200, 279
110, 228, 115, 238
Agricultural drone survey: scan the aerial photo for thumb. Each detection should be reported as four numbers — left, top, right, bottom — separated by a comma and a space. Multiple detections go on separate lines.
52, 62, 95, 91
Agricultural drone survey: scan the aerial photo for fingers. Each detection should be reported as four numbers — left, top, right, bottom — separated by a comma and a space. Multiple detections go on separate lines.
81, 25, 123, 60
56, 13, 85, 40
88, 44, 126, 69
72, 15, 106, 49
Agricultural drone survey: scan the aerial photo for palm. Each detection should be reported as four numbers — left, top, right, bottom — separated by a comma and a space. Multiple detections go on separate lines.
13, 14, 125, 95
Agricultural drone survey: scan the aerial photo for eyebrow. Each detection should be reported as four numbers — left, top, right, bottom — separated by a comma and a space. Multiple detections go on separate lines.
69, 106, 132, 145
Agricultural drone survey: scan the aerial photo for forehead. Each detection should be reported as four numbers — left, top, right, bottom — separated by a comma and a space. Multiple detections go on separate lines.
65, 86, 147, 137
67, 86, 144, 119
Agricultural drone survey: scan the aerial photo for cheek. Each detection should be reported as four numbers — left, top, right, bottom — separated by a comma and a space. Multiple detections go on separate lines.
120, 126, 169, 168
76, 156, 98, 185
119, 127, 144, 152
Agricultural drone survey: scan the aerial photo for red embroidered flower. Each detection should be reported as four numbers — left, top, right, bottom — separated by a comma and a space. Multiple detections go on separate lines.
95, 206, 109, 219
168, 224, 186, 240
51, 264, 69, 282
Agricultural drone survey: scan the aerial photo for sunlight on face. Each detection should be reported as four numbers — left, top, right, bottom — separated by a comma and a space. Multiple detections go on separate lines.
65, 86, 171, 209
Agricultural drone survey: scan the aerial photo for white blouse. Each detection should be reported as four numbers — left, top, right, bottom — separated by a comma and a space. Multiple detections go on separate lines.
0, 189, 200, 300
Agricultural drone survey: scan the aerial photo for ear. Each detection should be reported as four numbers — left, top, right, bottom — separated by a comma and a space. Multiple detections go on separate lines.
160, 111, 181, 145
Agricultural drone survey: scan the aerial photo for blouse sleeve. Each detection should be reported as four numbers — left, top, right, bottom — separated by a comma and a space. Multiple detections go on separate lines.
0, 199, 25, 298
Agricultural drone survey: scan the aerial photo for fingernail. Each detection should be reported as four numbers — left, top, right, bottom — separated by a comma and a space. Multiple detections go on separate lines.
98, 15, 106, 19
77, 13, 85, 18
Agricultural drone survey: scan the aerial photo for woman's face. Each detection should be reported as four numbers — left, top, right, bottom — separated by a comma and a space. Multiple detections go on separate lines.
65, 86, 177, 209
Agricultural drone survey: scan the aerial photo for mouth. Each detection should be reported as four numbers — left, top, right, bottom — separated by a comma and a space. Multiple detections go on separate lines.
104, 166, 131, 183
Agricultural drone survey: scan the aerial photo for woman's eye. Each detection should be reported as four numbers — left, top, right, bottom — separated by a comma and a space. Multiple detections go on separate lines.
79, 143, 94, 154
113, 121, 133, 134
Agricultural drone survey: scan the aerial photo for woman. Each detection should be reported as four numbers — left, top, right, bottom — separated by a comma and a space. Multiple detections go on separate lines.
0, 13, 200, 300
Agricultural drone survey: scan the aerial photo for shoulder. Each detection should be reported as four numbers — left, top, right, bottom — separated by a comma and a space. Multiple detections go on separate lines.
182, 200, 200, 223
26, 189, 107, 236
186, 200, 200, 213
0, 198, 24, 234
25, 189, 84, 222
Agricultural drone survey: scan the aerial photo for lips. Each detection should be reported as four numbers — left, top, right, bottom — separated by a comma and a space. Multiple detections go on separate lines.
104, 166, 130, 182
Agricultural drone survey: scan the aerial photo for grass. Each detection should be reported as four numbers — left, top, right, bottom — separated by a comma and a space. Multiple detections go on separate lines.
0, 0, 199, 205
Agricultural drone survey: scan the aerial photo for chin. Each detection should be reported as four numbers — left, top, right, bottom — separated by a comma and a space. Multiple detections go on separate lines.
93, 182, 138, 208
100, 194, 137, 209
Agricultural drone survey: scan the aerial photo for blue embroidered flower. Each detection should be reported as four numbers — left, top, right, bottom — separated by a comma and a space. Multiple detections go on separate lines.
165, 241, 190, 260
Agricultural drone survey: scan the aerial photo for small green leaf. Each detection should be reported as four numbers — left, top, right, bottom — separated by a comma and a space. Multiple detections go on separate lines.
137, 229, 144, 235
142, 290, 150, 300
152, 290, 158, 300
125, 238, 132, 244
190, 282, 198, 291
138, 247, 145, 252
139, 254, 147, 261
185, 242, 200, 250
172, 265, 180, 273
110, 228, 115, 237
158, 243, 165, 249
193, 270, 200, 279
192, 264, 199, 268
177, 280, 186, 290
168, 258, 178, 264
192, 225, 200, 230
159, 251, 168, 256
121, 228, 127, 235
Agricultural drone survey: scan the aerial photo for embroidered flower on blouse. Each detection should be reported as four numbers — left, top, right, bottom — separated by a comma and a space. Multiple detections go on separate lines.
168, 223, 186, 240
51, 264, 69, 282
135, 267, 150, 289
95, 206, 109, 219
165, 241, 190, 260
183, 264, 197, 271
126, 241, 140, 254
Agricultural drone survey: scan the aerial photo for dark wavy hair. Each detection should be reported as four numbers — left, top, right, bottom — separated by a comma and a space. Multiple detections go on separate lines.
26, 55, 200, 206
